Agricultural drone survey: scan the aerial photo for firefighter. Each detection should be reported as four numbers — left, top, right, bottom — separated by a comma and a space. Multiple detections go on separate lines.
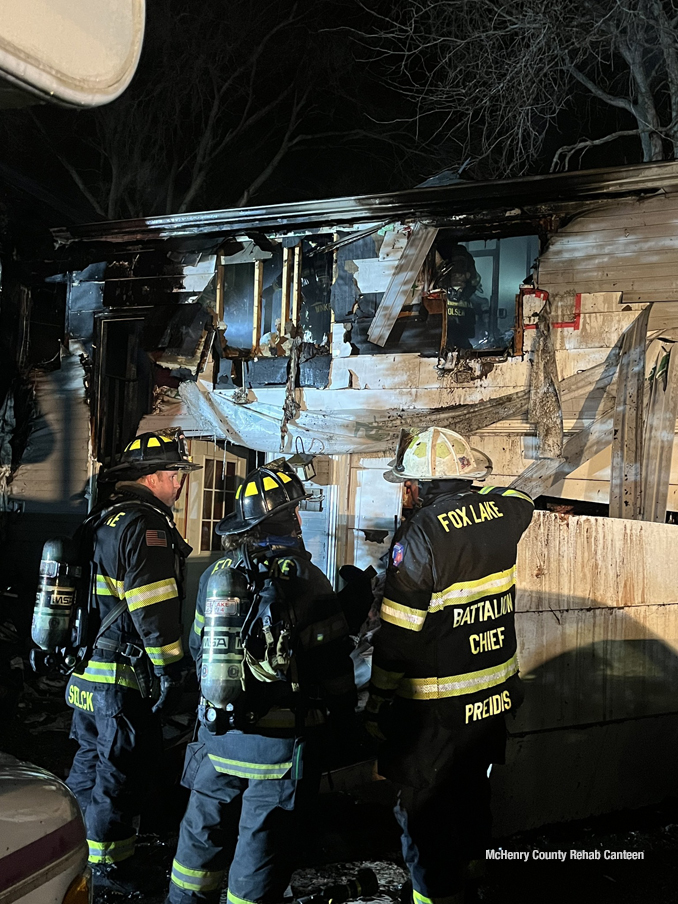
366, 426, 534, 904
167, 463, 357, 904
65, 431, 200, 891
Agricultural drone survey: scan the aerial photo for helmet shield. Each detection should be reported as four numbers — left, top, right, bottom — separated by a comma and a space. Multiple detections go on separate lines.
384, 426, 492, 482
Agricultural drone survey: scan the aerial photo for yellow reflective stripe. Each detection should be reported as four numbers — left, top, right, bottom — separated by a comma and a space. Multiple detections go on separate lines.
126, 578, 178, 611
478, 485, 495, 495
96, 575, 124, 598
429, 566, 516, 612
502, 488, 534, 504
228, 891, 258, 904
88, 836, 135, 863
146, 638, 183, 666
371, 663, 404, 691
170, 860, 224, 892
193, 612, 205, 635
208, 753, 292, 779
78, 661, 138, 689
413, 891, 462, 904
398, 654, 519, 700
381, 598, 427, 632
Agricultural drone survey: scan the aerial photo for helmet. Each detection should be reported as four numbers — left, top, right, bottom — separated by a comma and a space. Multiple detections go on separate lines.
216, 462, 310, 535
384, 427, 492, 482
107, 431, 202, 477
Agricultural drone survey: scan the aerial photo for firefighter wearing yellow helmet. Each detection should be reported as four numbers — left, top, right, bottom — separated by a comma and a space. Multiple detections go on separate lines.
65, 431, 200, 894
368, 426, 534, 903
167, 460, 357, 904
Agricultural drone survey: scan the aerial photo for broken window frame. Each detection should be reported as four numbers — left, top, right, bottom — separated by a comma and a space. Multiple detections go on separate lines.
216, 226, 541, 370
182, 438, 249, 554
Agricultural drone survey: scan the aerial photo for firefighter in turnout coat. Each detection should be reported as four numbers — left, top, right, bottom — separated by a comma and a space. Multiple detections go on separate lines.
65, 432, 200, 890
366, 427, 534, 904
168, 464, 357, 904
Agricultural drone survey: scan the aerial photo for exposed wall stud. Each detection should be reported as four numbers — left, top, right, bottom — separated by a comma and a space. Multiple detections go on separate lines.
252, 259, 264, 353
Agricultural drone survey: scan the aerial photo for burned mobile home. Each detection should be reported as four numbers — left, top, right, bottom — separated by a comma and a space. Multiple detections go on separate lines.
6, 160, 678, 831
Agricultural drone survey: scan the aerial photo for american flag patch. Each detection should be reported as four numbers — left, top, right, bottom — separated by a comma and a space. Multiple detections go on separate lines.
146, 530, 167, 547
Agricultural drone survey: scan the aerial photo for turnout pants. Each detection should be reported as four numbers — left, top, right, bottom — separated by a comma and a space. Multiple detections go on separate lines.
169, 726, 313, 904
394, 754, 493, 902
66, 686, 162, 865
380, 709, 506, 904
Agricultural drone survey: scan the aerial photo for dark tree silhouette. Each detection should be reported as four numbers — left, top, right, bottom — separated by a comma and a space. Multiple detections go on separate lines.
368, 0, 678, 177
12, 0, 399, 219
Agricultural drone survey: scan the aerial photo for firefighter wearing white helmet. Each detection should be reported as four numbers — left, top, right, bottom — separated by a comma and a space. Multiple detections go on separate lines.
384, 426, 493, 483
368, 426, 534, 904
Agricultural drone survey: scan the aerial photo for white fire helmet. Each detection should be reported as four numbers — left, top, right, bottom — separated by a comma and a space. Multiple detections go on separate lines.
384, 426, 492, 482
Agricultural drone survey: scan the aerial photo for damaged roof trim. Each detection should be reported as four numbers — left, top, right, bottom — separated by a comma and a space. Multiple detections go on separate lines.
51, 160, 678, 247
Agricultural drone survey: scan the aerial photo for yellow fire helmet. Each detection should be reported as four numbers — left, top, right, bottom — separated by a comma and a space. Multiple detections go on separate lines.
384, 426, 492, 482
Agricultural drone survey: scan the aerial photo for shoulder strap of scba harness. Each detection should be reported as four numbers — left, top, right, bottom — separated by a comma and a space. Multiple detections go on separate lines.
73, 497, 179, 666
239, 545, 301, 691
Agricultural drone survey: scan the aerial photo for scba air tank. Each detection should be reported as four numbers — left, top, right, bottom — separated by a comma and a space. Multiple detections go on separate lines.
31, 537, 81, 652
201, 565, 251, 709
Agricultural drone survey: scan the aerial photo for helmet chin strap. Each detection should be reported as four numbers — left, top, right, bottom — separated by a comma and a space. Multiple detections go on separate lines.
260, 507, 300, 537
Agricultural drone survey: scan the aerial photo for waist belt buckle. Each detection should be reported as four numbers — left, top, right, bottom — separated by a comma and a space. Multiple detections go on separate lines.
121, 642, 144, 660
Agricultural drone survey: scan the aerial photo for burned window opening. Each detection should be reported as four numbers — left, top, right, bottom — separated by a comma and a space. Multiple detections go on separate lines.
330, 226, 540, 359
217, 233, 333, 387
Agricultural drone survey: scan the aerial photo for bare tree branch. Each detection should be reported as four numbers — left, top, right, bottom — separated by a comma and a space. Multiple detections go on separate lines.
551, 129, 641, 172
364, 0, 678, 177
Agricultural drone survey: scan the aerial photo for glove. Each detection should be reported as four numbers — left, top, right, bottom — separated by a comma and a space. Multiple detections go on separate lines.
152, 674, 183, 716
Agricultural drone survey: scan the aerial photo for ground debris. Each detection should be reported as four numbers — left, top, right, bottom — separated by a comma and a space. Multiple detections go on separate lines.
290, 861, 407, 902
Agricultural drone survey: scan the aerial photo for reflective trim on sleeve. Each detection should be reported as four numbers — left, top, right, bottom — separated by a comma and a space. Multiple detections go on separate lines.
95, 575, 125, 598
371, 663, 404, 692
146, 638, 183, 667
478, 485, 533, 505
126, 578, 178, 611
193, 611, 205, 635
88, 835, 135, 864
501, 488, 534, 504
207, 753, 292, 780
398, 654, 519, 700
429, 566, 516, 612
171, 860, 225, 893
77, 661, 139, 690
381, 598, 427, 632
